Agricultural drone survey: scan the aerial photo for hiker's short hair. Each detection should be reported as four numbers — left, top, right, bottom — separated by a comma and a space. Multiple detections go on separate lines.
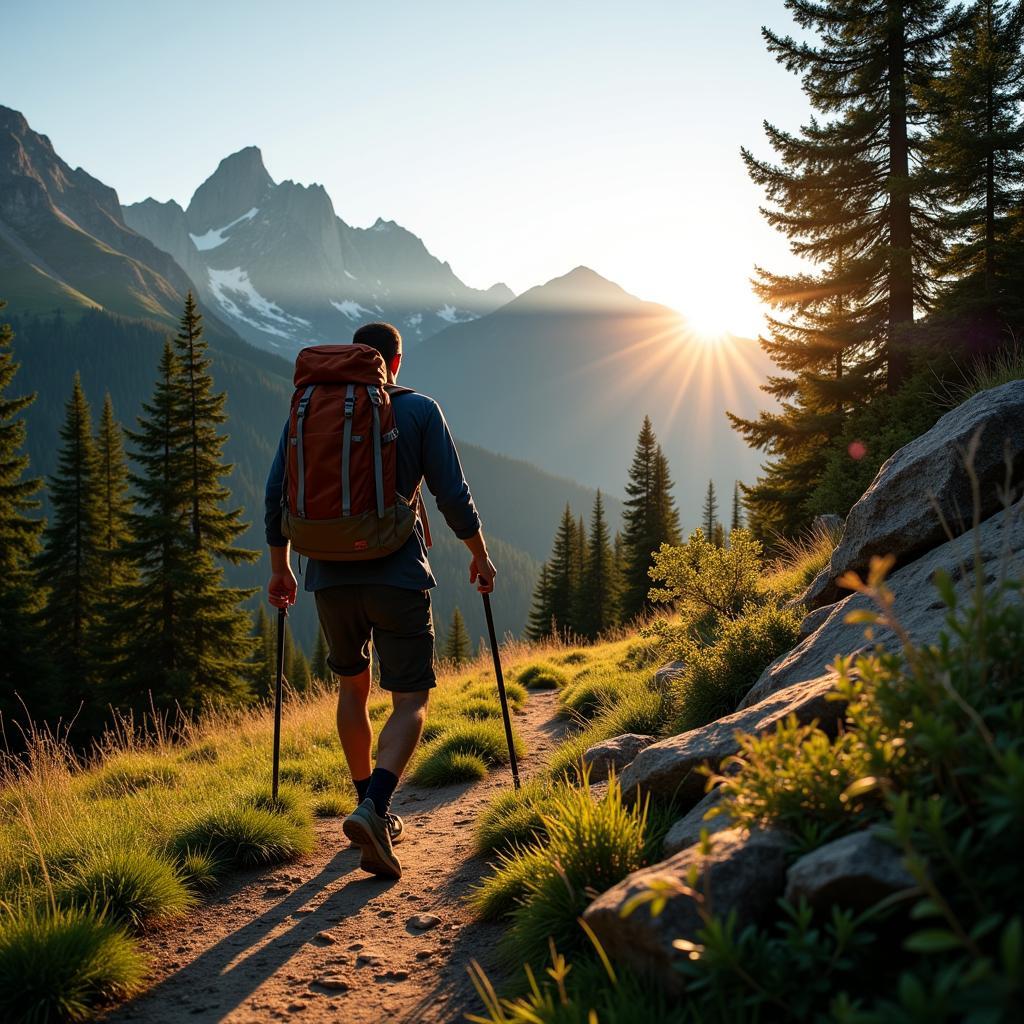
353, 322, 402, 364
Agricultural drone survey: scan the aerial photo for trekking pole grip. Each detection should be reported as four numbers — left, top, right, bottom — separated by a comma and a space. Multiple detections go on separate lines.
482, 591, 520, 790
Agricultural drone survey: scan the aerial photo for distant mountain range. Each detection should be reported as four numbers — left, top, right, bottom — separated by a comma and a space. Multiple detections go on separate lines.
122, 146, 513, 354
404, 267, 778, 523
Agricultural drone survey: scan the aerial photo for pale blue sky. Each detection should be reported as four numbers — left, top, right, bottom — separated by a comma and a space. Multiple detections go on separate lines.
4, 0, 807, 337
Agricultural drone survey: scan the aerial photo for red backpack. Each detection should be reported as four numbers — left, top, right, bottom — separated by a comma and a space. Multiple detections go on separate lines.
280, 344, 426, 560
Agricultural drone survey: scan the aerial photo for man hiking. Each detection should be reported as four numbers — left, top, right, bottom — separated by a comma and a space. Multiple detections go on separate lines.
264, 321, 496, 880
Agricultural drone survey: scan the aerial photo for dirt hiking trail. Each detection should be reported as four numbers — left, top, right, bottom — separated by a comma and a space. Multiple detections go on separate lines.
105, 690, 564, 1024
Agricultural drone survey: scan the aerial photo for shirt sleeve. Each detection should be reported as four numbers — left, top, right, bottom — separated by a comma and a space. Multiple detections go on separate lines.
419, 400, 481, 540
264, 421, 289, 547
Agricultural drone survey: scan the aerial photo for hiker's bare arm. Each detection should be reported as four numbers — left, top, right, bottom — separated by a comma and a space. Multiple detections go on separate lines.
464, 530, 496, 593
268, 544, 298, 607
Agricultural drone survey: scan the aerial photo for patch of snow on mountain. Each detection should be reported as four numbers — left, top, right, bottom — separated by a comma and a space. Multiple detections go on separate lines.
331, 299, 374, 320
208, 266, 310, 339
437, 304, 475, 324
344, 270, 358, 280
406, 313, 423, 326
190, 208, 259, 251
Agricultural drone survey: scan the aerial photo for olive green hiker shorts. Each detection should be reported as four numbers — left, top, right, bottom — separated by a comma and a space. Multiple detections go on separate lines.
314, 584, 437, 692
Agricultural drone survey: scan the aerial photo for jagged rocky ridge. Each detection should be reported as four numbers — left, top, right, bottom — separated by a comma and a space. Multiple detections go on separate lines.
123, 146, 513, 354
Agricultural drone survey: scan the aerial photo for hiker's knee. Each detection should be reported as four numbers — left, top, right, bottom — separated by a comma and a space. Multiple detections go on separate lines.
337, 668, 371, 705
391, 688, 429, 719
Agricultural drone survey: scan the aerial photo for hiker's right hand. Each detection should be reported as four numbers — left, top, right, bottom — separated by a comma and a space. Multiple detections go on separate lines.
268, 568, 297, 608
470, 553, 497, 593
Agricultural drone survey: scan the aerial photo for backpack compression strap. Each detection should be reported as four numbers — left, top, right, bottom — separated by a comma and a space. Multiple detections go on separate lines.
341, 384, 355, 517
295, 385, 315, 517
367, 385, 386, 518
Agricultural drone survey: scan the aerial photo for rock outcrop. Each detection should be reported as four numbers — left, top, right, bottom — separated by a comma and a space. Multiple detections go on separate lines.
742, 497, 1024, 709
620, 673, 844, 807
583, 828, 788, 991
582, 733, 657, 782
784, 830, 917, 911
802, 381, 1024, 609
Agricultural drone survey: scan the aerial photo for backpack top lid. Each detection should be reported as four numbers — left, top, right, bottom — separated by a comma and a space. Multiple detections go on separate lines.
293, 343, 387, 388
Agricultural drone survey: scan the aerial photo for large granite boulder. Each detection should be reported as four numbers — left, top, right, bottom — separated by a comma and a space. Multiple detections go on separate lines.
662, 787, 733, 856
803, 381, 1024, 609
582, 733, 657, 782
583, 827, 788, 991
619, 673, 845, 807
742, 497, 1024, 709
785, 830, 917, 912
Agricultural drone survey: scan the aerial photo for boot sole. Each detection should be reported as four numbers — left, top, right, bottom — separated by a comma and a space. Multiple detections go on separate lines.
342, 815, 402, 879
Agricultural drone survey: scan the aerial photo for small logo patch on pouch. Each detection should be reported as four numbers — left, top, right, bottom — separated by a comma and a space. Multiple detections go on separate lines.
354, 540, 368, 551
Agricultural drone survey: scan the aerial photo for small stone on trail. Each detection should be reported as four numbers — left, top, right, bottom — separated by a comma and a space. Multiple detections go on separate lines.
415, 948, 437, 960
376, 969, 409, 982
264, 886, 289, 898
347, 942, 363, 951
313, 976, 351, 992
408, 913, 442, 930
314, 930, 337, 944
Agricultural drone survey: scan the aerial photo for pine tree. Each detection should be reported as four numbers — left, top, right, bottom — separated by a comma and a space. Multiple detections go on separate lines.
579, 490, 617, 639
526, 563, 554, 640
94, 394, 133, 593
570, 512, 588, 628
547, 504, 578, 636
312, 628, 331, 681
702, 480, 719, 540
250, 605, 274, 695
731, 481, 743, 532
621, 419, 681, 619
731, 0, 963, 537
109, 342, 255, 712
443, 607, 471, 665
0, 302, 45, 716
925, 0, 1024, 330
34, 375, 103, 698
173, 293, 256, 564
286, 627, 311, 691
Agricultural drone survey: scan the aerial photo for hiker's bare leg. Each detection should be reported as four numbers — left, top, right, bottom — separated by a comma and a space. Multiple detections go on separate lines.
375, 690, 429, 777
336, 668, 373, 780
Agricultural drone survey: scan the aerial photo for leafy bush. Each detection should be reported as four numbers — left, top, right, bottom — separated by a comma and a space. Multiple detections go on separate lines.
672, 603, 802, 732
170, 804, 313, 869
56, 847, 194, 931
649, 529, 764, 618
516, 663, 569, 690
0, 904, 145, 1023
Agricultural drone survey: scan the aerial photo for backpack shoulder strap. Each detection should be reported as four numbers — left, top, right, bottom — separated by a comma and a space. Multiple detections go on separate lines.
384, 385, 416, 397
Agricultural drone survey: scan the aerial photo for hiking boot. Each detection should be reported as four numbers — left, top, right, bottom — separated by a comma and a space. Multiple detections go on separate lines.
346, 812, 404, 848
342, 799, 403, 879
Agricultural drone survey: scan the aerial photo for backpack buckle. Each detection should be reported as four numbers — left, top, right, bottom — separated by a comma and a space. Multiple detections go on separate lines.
367, 386, 381, 406
344, 396, 355, 418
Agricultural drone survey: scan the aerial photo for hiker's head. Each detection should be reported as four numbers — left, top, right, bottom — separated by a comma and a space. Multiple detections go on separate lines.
353, 322, 402, 381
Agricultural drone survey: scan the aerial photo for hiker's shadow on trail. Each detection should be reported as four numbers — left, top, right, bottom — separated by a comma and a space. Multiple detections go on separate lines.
118, 847, 394, 1022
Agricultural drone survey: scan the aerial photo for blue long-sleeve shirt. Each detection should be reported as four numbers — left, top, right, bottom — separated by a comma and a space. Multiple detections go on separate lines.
265, 390, 481, 592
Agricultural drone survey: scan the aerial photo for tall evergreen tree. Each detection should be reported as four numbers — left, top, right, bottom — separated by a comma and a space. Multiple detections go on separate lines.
731, 0, 964, 538
173, 293, 256, 564
579, 490, 617, 639
286, 626, 311, 691
547, 504, 578, 636
94, 394, 133, 592
526, 563, 554, 641
34, 375, 102, 698
443, 607, 471, 666
570, 512, 588, 628
621, 418, 680, 619
925, 0, 1024, 329
702, 480, 719, 540
731, 481, 744, 532
110, 342, 255, 712
0, 302, 45, 716
312, 628, 331, 681
250, 605, 275, 695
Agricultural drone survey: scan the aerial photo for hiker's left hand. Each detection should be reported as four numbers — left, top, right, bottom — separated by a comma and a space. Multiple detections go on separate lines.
470, 554, 497, 593
268, 568, 297, 608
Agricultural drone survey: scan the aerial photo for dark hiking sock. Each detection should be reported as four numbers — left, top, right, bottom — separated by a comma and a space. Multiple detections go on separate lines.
365, 768, 399, 818
353, 776, 371, 803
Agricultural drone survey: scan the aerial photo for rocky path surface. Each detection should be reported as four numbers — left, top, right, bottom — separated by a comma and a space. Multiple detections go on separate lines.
106, 690, 563, 1024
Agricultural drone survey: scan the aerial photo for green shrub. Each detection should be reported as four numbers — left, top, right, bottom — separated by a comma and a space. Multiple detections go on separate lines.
412, 749, 489, 786
86, 755, 180, 797
0, 904, 145, 1023
516, 663, 569, 690
495, 778, 648, 966
57, 847, 194, 931
170, 804, 313, 869
673, 603, 802, 732
474, 780, 557, 855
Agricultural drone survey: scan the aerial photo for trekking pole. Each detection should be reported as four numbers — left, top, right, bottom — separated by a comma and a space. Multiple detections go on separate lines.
481, 591, 520, 791
272, 606, 287, 802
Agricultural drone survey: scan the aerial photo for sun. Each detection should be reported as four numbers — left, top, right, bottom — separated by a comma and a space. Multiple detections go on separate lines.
673, 283, 767, 342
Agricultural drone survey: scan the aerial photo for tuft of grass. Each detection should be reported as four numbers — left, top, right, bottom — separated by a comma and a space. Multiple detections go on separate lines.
176, 849, 221, 893
515, 662, 569, 690
469, 845, 545, 921
555, 650, 589, 666
312, 793, 354, 818
474, 779, 556, 855
86, 755, 180, 797
170, 804, 313, 870
559, 670, 622, 720
179, 742, 218, 764
412, 749, 490, 786
277, 745, 345, 792
240, 785, 312, 825
760, 521, 840, 602
56, 847, 194, 932
960, 344, 1024, 398
0, 904, 145, 1023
